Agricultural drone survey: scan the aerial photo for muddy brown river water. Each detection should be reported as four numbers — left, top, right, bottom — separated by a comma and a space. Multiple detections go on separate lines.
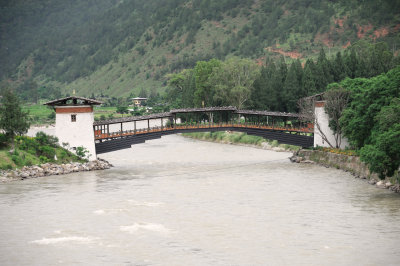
1, 135, 399, 265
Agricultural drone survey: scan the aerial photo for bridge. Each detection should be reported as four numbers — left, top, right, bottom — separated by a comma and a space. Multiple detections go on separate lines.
93, 107, 314, 154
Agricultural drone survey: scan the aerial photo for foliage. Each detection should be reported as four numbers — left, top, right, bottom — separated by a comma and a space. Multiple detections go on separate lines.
324, 85, 350, 148
75, 146, 90, 160
359, 99, 400, 179
22, 104, 54, 125
116, 106, 129, 114
250, 43, 398, 113
2, 0, 399, 101
193, 59, 222, 107
0, 88, 30, 140
210, 57, 259, 109
35, 131, 59, 147
340, 66, 400, 148
316, 146, 358, 156
0, 133, 8, 148
0, 131, 82, 169
339, 66, 400, 178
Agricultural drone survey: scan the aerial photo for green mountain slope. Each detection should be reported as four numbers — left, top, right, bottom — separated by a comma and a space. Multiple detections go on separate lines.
1, 0, 399, 99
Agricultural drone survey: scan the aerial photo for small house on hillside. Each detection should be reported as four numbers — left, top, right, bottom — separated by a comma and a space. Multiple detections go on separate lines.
132, 97, 147, 107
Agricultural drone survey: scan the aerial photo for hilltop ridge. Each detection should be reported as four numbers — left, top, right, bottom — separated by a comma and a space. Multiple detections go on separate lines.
1, 0, 399, 98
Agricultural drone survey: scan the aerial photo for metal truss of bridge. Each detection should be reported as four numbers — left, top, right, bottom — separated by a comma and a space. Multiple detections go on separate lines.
93, 107, 314, 154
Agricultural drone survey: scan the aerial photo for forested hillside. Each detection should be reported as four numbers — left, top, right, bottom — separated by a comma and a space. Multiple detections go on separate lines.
1, 0, 399, 100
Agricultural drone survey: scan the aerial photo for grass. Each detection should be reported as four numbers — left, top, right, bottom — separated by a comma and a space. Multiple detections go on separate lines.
22, 104, 133, 125
23, 103, 54, 125
0, 133, 85, 171
0, 150, 15, 169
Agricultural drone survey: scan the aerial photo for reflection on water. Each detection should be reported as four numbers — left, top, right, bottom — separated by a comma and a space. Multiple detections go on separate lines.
0, 135, 399, 266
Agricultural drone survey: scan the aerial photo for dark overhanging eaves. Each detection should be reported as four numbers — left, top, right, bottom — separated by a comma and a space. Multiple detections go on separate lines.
170, 106, 237, 113
44, 96, 102, 106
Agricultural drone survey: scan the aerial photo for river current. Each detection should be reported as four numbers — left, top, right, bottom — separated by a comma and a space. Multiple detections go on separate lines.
1, 135, 399, 265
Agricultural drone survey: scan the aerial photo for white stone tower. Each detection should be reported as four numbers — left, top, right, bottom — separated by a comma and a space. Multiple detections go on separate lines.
45, 96, 102, 161
314, 100, 348, 149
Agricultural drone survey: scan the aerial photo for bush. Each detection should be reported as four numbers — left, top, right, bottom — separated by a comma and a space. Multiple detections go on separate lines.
35, 131, 59, 147
39, 145, 55, 160
58, 149, 68, 160
271, 140, 279, 147
76, 146, 90, 160
0, 133, 9, 147
11, 155, 23, 166
1, 164, 13, 170
39, 156, 49, 163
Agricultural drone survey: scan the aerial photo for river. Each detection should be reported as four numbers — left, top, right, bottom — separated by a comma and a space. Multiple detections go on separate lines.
0, 135, 399, 265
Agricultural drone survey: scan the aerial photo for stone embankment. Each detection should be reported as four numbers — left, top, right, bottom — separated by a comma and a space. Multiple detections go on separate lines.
0, 159, 113, 182
290, 149, 400, 193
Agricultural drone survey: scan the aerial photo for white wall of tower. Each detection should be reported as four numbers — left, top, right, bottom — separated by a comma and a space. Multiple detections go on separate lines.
314, 101, 349, 149
55, 106, 97, 160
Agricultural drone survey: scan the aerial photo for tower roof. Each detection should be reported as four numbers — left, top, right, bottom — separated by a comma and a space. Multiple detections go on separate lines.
44, 96, 102, 106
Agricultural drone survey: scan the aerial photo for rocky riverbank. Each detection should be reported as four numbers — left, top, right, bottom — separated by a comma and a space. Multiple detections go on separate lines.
290, 149, 400, 193
0, 158, 113, 182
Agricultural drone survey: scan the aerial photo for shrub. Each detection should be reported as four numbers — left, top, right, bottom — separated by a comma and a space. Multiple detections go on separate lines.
76, 146, 90, 160
35, 131, 59, 147
39, 156, 49, 163
0, 133, 9, 147
11, 155, 23, 166
58, 150, 68, 160
1, 164, 13, 170
39, 145, 56, 160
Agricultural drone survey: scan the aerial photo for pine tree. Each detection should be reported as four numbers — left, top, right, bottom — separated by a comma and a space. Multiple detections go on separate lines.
138, 88, 148, 98
317, 48, 333, 85
345, 48, 359, 78
0, 89, 30, 142
270, 56, 288, 111
282, 63, 301, 112
333, 51, 347, 82
302, 59, 317, 96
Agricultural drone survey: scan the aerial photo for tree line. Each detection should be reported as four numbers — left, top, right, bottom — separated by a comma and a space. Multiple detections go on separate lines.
337, 66, 400, 179
166, 42, 399, 113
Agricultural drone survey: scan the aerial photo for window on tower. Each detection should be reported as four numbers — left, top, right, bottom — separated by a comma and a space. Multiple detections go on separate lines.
71, 114, 77, 122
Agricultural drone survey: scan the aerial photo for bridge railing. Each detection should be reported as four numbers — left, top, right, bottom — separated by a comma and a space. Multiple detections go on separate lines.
94, 122, 313, 140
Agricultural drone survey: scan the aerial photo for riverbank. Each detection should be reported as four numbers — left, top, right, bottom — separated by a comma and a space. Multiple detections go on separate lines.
0, 158, 113, 182
182, 131, 301, 152
291, 149, 400, 193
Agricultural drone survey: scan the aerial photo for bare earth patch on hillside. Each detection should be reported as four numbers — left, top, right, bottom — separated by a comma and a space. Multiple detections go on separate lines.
265, 47, 302, 59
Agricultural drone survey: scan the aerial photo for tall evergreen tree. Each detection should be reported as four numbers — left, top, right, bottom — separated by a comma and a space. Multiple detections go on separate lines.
333, 51, 347, 82
251, 57, 277, 110
302, 59, 317, 96
317, 48, 333, 85
345, 48, 360, 78
0, 88, 30, 141
282, 62, 301, 112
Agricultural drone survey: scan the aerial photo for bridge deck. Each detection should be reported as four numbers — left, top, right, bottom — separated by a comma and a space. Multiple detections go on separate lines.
94, 123, 314, 154
95, 123, 313, 140
93, 107, 314, 154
